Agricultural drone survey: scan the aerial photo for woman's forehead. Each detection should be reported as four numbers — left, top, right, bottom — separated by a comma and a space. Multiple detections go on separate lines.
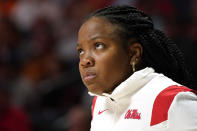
78, 17, 119, 43
80, 17, 114, 33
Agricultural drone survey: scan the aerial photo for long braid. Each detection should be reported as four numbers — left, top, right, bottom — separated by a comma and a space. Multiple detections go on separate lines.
84, 5, 193, 88
137, 29, 191, 86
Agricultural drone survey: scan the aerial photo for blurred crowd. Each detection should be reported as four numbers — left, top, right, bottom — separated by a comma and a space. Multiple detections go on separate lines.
0, 0, 197, 131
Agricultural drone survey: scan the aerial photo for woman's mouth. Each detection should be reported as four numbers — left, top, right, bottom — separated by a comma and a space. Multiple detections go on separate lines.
84, 74, 96, 81
82, 72, 97, 82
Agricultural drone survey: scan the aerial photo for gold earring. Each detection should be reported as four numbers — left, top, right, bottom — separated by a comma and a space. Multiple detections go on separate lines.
132, 58, 138, 72
132, 61, 135, 72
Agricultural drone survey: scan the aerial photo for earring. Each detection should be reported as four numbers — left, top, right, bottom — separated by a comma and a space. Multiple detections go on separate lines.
132, 61, 135, 72
132, 58, 138, 72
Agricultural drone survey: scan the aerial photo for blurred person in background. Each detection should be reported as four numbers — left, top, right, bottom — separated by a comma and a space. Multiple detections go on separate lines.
66, 105, 91, 131
10, 0, 61, 32
11, 16, 58, 109
0, 0, 17, 16
0, 81, 32, 131
0, 15, 22, 69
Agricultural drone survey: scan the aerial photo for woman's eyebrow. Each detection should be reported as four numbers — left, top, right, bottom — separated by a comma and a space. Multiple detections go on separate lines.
77, 36, 103, 46
88, 35, 101, 41
77, 35, 109, 47
88, 35, 112, 42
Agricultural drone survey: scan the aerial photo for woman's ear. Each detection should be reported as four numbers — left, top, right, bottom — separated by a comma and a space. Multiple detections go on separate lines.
128, 42, 143, 70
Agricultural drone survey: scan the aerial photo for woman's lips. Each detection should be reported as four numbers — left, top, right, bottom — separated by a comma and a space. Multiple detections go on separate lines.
83, 74, 96, 81
82, 72, 96, 81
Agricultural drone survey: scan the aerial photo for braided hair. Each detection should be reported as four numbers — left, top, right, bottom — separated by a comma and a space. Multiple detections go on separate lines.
83, 5, 193, 88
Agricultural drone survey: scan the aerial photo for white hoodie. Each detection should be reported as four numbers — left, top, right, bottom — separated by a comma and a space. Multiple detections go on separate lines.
89, 67, 197, 131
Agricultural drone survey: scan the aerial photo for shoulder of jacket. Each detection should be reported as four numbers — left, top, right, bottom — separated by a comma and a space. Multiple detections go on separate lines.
150, 85, 196, 126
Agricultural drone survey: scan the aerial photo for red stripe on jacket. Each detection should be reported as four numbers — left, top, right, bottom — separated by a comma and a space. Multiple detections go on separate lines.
150, 85, 196, 126
91, 96, 97, 119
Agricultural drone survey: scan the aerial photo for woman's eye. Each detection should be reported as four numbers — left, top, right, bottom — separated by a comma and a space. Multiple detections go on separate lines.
78, 48, 84, 55
95, 42, 104, 49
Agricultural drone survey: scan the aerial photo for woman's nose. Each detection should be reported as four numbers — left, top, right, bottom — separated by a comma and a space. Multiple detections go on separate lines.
80, 56, 95, 68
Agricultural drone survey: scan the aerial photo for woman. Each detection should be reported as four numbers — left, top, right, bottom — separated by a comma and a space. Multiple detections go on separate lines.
77, 5, 197, 131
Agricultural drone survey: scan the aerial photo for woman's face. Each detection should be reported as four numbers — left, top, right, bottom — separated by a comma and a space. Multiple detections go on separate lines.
77, 17, 132, 95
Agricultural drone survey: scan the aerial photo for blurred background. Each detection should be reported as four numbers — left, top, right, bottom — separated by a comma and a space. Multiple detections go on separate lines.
0, 0, 196, 131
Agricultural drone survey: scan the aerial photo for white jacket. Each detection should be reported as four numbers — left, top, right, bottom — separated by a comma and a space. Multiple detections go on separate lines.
89, 67, 197, 131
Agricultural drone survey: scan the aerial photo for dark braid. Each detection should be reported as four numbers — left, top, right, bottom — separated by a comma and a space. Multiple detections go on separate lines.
137, 29, 190, 86
84, 5, 193, 88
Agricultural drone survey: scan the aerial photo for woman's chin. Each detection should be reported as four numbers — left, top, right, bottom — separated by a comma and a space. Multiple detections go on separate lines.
87, 86, 103, 95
